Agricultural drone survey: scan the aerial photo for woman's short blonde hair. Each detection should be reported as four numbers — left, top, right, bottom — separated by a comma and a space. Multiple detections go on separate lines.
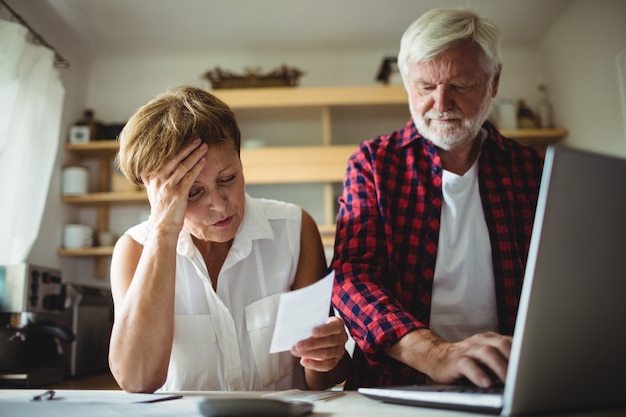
117, 86, 241, 185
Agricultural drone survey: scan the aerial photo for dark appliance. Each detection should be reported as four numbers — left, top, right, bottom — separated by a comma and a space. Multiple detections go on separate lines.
47, 283, 113, 377
0, 263, 74, 387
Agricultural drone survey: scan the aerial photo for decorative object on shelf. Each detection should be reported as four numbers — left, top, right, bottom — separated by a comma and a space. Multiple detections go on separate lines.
537, 84, 554, 128
103, 122, 127, 140
203, 65, 304, 89
73, 109, 106, 141
68, 125, 90, 144
516, 99, 537, 129
375, 56, 400, 85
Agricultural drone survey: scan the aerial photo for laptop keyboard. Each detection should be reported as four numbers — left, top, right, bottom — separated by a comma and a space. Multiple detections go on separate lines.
439, 386, 502, 394
436, 381, 504, 394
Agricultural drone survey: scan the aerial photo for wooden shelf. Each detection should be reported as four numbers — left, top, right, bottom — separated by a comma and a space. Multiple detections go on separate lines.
242, 145, 356, 184
212, 85, 408, 108
58, 244, 115, 278
63, 128, 568, 188
58, 246, 114, 256
500, 128, 568, 139
62, 190, 147, 204
65, 128, 568, 156
64, 141, 119, 156
501, 128, 567, 153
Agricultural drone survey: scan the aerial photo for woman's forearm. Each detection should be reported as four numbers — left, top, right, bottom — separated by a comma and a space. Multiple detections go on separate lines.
109, 234, 177, 392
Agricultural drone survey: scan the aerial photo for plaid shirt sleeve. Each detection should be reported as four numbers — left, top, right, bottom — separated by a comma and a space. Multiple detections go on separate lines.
331, 159, 425, 354
331, 122, 433, 365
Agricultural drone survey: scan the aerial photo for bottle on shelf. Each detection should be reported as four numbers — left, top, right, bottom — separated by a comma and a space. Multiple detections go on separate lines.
74, 109, 106, 141
516, 99, 537, 129
537, 84, 554, 129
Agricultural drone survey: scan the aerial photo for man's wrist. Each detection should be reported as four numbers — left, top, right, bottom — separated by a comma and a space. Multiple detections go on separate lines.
386, 328, 446, 375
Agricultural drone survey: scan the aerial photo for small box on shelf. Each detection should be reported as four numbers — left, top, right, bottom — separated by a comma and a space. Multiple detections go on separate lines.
68, 125, 91, 144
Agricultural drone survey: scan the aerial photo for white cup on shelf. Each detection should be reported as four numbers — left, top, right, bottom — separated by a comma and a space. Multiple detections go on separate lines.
63, 224, 93, 249
62, 166, 88, 195
496, 99, 518, 130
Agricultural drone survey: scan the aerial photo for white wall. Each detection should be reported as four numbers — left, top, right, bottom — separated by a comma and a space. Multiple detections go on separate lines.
85, 46, 545, 122
541, 0, 626, 157
85, 48, 395, 122
498, 48, 544, 108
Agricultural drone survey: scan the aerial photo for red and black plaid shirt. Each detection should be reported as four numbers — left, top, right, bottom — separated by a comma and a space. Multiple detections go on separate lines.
331, 119, 544, 389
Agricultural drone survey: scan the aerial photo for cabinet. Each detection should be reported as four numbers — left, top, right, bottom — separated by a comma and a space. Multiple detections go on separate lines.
59, 85, 568, 278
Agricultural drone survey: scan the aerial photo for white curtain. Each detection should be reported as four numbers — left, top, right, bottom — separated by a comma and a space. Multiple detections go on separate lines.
0, 19, 65, 264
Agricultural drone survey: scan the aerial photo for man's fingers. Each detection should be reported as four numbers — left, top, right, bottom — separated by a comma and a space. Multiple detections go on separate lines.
456, 356, 493, 388
462, 344, 509, 387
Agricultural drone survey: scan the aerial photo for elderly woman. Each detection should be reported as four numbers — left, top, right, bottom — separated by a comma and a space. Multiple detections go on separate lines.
109, 86, 350, 393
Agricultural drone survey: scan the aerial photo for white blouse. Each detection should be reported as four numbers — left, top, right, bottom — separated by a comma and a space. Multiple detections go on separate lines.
125, 194, 307, 391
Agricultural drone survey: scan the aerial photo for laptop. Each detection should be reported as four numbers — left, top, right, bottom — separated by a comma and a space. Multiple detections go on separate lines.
358, 145, 626, 416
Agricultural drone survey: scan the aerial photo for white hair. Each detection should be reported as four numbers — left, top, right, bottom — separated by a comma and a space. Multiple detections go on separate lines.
398, 8, 503, 86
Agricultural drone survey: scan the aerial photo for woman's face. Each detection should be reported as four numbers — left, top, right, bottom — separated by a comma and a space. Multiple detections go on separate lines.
183, 143, 245, 243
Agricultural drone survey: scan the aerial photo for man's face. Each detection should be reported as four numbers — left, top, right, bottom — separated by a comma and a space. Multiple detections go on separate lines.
406, 42, 500, 150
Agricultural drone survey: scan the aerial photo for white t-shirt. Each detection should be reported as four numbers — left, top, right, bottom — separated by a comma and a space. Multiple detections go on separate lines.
125, 194, 307, 391
430, 146, 499, 343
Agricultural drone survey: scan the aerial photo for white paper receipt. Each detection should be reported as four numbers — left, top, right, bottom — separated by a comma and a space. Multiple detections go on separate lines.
269, 270, 335, 353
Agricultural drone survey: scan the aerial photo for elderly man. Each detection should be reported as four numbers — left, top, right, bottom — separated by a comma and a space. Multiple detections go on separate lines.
332, 8, 543, 389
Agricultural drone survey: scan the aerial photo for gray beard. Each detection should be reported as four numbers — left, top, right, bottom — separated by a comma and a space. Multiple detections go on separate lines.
410, 98, 493, 150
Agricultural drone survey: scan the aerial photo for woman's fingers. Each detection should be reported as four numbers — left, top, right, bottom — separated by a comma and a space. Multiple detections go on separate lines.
290, 317, 348, 372
174, 139, 208, 181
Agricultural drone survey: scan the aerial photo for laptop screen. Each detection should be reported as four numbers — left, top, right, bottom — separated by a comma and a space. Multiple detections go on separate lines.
502, 145, 626, 415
